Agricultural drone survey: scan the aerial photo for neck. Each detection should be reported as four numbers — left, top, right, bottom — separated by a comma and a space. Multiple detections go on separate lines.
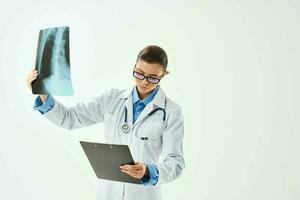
136, 85, 159, 100
137, 87, 156, 100
138, 91, 149, 100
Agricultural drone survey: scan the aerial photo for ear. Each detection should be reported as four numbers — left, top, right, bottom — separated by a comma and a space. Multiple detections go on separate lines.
164, 70, 170, 76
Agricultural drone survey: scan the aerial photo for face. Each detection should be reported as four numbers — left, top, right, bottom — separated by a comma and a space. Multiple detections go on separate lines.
134, 59, 168, 98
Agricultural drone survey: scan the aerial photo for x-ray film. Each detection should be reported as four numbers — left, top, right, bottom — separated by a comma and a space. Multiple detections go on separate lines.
32, 26, 74, 96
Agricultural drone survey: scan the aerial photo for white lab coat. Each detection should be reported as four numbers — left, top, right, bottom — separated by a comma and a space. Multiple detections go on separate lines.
43, 86, 185, 200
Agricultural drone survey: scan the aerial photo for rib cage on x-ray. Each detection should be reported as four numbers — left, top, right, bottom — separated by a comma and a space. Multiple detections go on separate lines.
32, 26, 74, 96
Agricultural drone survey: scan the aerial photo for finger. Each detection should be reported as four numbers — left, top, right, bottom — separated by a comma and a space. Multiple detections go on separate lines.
121, 169, 133, 176
27, 73, 37, 81
30, 75, 38, 81
128, 171, 143, 179
124, 163, 141, 169
130, 170, 141, 176
130, 164, 142, 169
120, 165, 128, 170
122, 169, 143, 177
30, 70, 37, 75
120, 164, 143, 174
30, 77, 37, 83
121, 165, 133, 170
126, 168, 141, 173
29, 74, 38, 81
30, 74, 38, 79
121, 170, 141, 179
120, 166, 140, 172
128, 165, 143, 171
30, 70, 38, 76
31, 71, 38, 75
120, 167, 133, 172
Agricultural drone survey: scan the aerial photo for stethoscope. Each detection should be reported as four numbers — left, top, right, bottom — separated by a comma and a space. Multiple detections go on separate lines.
119, 107, 166, 134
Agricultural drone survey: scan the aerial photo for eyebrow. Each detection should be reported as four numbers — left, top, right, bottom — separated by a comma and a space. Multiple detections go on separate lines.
135, 68, 162, 77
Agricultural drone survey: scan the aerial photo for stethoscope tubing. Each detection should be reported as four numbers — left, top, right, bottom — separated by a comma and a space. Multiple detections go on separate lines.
123, 107, 166, 123
120, 107, 166, 134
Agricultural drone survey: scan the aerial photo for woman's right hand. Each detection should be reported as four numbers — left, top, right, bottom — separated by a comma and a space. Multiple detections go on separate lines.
27, 68, 48, 103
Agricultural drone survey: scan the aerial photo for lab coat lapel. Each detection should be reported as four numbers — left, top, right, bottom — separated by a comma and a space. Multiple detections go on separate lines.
152, 86, 166, 109
119, 88, 134, 125
133, 103, 154, 127
124, 96, 133, 125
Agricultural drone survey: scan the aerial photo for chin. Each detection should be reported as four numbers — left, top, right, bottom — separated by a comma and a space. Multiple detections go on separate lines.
137, 85, 152, 94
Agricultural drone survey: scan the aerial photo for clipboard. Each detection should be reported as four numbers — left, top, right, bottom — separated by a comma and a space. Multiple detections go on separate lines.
80, 141, 142, 184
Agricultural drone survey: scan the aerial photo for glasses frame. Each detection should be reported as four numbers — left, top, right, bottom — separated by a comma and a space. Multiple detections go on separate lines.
132, 68, 166, 84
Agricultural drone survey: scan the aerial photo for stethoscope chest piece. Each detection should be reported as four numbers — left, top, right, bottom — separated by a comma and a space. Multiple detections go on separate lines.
120, 122, 131, 134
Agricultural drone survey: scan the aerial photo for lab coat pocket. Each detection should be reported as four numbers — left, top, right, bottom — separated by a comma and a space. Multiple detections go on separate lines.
135, 120, 165, 142
135, 120, 165, 157
132, 116, 166, 161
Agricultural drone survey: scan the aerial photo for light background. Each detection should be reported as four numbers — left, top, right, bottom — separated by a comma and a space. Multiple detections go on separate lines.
0, 0, 299, 199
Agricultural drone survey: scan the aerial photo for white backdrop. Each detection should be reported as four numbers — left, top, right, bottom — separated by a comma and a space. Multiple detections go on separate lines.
0, 0, 299, 199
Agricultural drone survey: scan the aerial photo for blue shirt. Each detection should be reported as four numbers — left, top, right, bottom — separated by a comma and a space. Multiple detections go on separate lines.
33, 86, 160, 186
132, 86, 160, 185
33, 95, 55, 114
132, 85, 160, 124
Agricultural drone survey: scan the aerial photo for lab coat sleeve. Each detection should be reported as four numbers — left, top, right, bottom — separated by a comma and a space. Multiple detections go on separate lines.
43, 90, 113, 130
156, 108, 185, 184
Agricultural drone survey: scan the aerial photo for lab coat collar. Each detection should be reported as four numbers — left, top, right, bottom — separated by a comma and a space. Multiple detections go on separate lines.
152, 86, 166, 109
119, 87, 134, 99
118, 85, 166, 126
132, 85, 160, 105
119, 85, 166, 109
132, 88, 166, 126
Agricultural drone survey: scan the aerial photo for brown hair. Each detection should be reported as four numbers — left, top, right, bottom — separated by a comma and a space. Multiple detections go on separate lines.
135, 45, 168, 69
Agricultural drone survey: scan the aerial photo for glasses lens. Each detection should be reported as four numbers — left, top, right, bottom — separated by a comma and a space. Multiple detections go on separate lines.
147, 77, 160, 84
133, 71, 145, 80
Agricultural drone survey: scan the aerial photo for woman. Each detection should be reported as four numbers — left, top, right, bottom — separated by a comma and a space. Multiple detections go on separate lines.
27, 45, 185, 200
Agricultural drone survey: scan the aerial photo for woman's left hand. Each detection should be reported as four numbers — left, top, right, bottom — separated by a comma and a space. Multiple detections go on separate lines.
120, 161, 148, 179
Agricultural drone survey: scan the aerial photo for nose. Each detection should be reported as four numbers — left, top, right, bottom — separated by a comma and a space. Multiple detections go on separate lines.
142, 78, 148, 85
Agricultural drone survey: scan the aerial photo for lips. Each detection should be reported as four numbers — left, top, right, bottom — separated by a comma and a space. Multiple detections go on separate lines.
139, 85, 148, 90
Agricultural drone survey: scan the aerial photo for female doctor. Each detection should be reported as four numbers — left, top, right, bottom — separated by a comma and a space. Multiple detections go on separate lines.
27, 45, 185, 200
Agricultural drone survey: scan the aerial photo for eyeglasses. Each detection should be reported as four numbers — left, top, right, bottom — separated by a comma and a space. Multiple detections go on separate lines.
133, 70, 164, 84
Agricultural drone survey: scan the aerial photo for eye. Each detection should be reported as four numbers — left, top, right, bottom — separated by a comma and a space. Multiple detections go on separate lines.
147, 77, 160, 84
133, 71, 145, 79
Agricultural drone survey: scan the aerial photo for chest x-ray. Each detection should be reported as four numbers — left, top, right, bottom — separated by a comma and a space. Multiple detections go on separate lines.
32, 26, 74, 96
